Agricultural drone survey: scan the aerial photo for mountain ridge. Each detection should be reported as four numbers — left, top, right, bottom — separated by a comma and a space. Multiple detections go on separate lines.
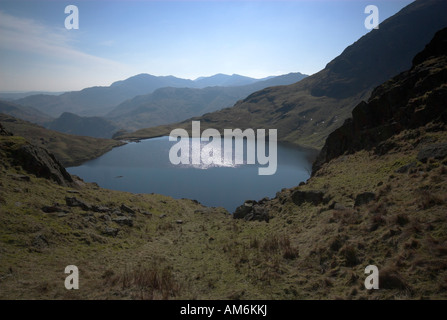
14, 72, 305, 118
106, 72, 308, 131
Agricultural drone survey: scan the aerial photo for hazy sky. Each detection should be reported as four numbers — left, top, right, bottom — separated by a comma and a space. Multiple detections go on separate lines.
0, 0, 413, 92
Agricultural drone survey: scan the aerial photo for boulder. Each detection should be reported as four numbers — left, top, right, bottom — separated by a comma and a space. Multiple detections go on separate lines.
112, 216, 133, 227
9, 174, 30, 182
65, 196, 91, 211
395, 161, 416, 173
233, 200, 256, 219
11, 143, 74, 186
103, 226, 119, 237
417, 143, 447, 163
233, 200, 269, 222
291, 190, 327, 206
120, 204, 136, 215
92, 205, 110, 213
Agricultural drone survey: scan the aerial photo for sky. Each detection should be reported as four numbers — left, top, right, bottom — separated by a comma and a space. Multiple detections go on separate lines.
0, 0, 414, 92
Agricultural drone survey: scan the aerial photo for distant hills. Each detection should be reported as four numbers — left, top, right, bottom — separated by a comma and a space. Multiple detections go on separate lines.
4, 72, 307, 138
123, 0, 447, 148
0, 91, 64, 101
0, 100, 53, 126
106, 72, 307, 131
12, 73, 305, 118
193, 73, 274, 87
47, 112, 120, 139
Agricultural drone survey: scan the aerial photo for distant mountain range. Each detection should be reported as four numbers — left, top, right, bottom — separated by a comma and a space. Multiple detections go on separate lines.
13, 73, 305, 118
0, 91, 64, 101
106, 72, 307, 131
2, 72, 307, 138
123, 0, 447, 148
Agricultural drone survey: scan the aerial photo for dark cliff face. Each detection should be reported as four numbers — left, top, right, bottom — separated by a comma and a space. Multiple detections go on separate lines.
0, 123, 74, 187
313, 27, 447, 174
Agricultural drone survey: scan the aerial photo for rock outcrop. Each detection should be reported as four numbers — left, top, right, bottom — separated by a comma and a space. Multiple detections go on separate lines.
313, 27, 447, 174
233, 200, 270, 222
0, 123, 74, 186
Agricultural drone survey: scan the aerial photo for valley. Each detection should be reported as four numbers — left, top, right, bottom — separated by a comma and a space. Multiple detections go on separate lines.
0, 0, 446, 302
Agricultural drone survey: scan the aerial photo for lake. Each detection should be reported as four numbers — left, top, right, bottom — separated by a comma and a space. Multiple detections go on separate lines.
67, 136, 315, 212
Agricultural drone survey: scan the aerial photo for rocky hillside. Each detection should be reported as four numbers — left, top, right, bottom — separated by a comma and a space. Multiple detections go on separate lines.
231, 26, 447, 299
0, 124, 73, 187
313, 27, 447, 173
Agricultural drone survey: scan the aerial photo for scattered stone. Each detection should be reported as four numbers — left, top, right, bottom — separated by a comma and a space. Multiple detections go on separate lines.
417, 143, 447, 163
142, 211, 153, 217
112, 209, 124, 216
9, 174, 30, 182
159, 214, 167, 219
67, 190, 80, 194
112, 216, 133, 227
329, 202, 347, 210
176, 220, 183, 224
354, 192, 376, 207
103, 226, 119, 237
120, 204, 136, 215
65, 196, 91, 211
92, 205, 110, 213
100, 214, 112, 222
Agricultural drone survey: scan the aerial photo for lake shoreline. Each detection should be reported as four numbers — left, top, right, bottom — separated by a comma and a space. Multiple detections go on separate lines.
67, 136, 314, 212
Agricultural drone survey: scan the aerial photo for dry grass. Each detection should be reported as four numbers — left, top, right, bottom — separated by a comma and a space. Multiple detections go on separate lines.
104, 264, 180, 299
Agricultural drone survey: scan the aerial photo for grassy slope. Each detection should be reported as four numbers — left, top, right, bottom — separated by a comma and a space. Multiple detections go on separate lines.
0, 114, 124, 167
1, 122, 446, 299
